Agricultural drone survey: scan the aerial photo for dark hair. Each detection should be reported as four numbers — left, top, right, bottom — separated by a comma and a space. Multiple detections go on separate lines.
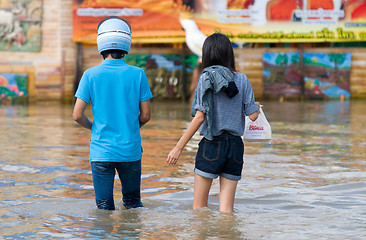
101, 49, 128, 60
201, 33, 236, 72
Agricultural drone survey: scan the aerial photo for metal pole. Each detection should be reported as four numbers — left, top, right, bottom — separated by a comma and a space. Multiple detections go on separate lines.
74, 42, 83, 95
181, 43, 187, 102
298, 43, 305, 99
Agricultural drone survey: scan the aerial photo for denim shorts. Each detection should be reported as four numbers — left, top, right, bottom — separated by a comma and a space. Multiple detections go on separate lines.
194, 131, 244, 181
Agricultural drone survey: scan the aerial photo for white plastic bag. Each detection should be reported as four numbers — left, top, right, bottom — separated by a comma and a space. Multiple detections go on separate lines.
244, 106, 271, 142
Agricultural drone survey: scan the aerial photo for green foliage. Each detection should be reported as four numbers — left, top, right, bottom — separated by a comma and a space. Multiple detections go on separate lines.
275, 53, 288, 66
124, 54, 150, 70
303, 57, 332, 68
328, 53, 346, 65
303, 57, 312, 64
16, 75, 28, 93
184, 54, 199, 68
291, 54, 299, 64
0, 87, 15, 97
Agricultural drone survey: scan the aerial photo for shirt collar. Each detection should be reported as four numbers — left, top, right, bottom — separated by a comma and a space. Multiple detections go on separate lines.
102, 59, 126, 66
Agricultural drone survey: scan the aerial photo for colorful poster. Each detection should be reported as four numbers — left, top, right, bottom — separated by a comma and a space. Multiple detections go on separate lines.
303, 52, 351, 99
0, 73, 28, 104
73, 0, 366, 43
0, 0, 42, 51
124, 53, 198, 99
262, 52, 302, 99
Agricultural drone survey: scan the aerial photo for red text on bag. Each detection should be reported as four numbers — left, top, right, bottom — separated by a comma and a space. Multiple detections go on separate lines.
249, 125, 264, 131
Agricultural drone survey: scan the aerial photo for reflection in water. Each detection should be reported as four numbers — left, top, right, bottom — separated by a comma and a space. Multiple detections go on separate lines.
189, 209, 245, 240
0, 100, 365, 239
88, 209, 143, 239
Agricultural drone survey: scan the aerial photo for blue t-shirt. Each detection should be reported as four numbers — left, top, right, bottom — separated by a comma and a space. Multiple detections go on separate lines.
75, 59, 153, 162
194, 72, 258, 137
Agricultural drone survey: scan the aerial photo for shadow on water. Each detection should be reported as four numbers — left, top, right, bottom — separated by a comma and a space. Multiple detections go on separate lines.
0, 100, 365, 239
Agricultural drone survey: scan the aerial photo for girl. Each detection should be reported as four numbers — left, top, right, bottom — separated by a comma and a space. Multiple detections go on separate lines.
167, 33, 260, 213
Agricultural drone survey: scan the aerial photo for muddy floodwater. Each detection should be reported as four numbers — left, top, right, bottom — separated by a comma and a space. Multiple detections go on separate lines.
0, 100, 365, 239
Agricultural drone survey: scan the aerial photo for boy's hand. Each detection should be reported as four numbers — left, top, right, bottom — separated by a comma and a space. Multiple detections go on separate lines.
167, 146, 182, 165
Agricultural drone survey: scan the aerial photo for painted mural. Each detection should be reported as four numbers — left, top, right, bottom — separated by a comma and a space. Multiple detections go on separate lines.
124, 54, 199, 99
0, 73, 28, 104
262, 52, 302, 99
0, 0, 42, 52
262, 52, 352, 100
303, 52, 351, 99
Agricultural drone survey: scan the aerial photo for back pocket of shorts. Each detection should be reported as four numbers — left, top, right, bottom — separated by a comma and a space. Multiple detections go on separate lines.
233, 143, 244, 164
203, 140, 221, 161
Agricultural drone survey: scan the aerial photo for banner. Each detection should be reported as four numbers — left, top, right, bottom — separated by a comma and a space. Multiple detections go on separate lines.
73, 0, 185, 43
73, 0, 366, 43
195, 0, 366, 42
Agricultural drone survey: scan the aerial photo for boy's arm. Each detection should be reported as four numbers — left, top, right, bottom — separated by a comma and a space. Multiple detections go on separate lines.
167, 110, 205, 165
139, 99, 151, 128
73, 98, 92, 130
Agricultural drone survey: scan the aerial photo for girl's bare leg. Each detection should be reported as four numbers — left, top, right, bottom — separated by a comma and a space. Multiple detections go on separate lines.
193, 173, 213, 210
219, 177, 238, 213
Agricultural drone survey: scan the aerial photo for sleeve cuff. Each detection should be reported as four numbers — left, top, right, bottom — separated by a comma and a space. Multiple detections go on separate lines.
140, 94, 153, 102
194, 104, 207, 114
75, 94, 90, 104
245, 104, 258, 116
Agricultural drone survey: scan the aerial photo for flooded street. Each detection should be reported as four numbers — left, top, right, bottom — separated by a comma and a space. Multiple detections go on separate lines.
0, 100, 365, 239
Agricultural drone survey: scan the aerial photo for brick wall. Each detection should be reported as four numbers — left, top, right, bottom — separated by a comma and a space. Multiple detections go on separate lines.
0, 0, 76, 102
60, 0, 77, 103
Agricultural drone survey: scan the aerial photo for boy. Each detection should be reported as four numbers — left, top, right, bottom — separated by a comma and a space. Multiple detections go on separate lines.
73, 16, 153, 210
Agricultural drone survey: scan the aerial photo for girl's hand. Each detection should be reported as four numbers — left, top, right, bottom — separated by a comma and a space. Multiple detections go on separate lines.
167, 146, 182, 165
166, 110, 205, 165
255, 101, 261, 108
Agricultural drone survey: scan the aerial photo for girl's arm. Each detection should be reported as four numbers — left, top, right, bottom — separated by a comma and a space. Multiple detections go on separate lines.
167, 110, 205, 165
248, 101, 261, 121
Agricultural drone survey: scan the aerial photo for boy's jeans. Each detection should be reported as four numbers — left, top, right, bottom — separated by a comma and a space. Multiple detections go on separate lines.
91, 160, 143, 210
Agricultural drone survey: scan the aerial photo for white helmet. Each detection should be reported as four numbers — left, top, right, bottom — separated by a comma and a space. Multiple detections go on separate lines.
97, 16, 132, 54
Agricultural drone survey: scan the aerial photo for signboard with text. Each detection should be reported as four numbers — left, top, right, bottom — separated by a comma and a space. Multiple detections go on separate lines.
72, 0, 184, 43
73, 0, 366, 43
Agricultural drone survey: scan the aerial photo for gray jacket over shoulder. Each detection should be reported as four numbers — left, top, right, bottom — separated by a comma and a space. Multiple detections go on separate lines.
191, 65, 239, 140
